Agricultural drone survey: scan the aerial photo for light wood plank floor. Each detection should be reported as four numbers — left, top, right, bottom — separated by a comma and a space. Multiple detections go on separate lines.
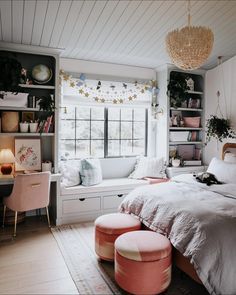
0, 217, 79, 294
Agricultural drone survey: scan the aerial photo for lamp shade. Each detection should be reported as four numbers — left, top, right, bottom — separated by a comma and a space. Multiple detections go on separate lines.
0, 149, 15, 164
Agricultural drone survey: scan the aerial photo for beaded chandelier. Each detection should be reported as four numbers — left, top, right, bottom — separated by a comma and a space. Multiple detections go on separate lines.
166, 1, 214, 70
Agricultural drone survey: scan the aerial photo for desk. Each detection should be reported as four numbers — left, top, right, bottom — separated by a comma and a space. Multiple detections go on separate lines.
0, 173, 61, 225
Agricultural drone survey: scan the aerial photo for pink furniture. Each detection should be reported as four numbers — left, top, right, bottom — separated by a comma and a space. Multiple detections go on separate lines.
95, 213, 141, 261
2, 172, 51, 237
115, 230, 172, 295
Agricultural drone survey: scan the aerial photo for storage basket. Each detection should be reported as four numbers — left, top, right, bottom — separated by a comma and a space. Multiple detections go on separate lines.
183, 117, 201, 128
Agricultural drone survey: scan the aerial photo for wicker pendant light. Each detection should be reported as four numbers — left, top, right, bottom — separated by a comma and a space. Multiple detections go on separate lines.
166, 0, 214, 70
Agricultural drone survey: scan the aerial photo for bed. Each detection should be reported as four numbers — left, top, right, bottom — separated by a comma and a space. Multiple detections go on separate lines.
119, 143, 236, 295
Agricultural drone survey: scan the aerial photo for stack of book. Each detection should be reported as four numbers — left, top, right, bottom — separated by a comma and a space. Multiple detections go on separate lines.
36, 115, 53, 133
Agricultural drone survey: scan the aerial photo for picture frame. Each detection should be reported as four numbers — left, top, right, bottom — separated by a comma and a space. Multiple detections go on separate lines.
22, 111, 35, 123
14, 138, 41, 171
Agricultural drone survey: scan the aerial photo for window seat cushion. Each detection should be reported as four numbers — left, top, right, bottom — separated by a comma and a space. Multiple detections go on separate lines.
60, 178, 148, 195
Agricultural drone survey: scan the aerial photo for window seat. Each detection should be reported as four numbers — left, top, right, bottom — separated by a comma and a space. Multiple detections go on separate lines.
60, 178, 148, 196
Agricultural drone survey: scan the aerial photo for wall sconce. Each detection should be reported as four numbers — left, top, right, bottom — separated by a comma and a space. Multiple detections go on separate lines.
59, 106, 67, 114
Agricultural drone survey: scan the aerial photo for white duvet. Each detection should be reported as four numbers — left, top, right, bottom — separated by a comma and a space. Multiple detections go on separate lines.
119, 174, 236, 295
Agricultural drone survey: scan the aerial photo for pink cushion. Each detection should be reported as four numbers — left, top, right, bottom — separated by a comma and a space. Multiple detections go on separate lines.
115, 230, 171, 262
95, 213, 141, 235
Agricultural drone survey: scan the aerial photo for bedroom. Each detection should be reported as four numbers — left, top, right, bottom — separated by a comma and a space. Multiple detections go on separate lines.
0, 0, 236, 294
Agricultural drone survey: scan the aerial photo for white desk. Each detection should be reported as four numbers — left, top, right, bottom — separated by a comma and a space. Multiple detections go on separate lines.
0, 173, 61, 185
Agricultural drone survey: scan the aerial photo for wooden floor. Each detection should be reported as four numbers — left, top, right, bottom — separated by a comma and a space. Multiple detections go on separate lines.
0, 217, 79, 294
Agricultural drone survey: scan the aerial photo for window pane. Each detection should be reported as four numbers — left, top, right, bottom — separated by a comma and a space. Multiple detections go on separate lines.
76, 121, 90, 139
91, 140, 104, 157
133, 140, 145, 155
108, 140, 120, 156
134, 109, 145, 121
134, 122, 145, 139
76, 106, 90, 119
121, 140, 133, 156
108, 121, 119, 139
76, 140, 90, 158
91, 107, 104, 120
60, 140, 75, 160
91, 121, 104, 139
60, 106, 75, 120
108, 108, 120, 121
60, 120, 75, 139
121, 108, 132, 121
121, 122, 132, 139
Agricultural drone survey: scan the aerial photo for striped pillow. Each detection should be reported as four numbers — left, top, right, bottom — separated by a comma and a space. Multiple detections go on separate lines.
80, 158, 103, 186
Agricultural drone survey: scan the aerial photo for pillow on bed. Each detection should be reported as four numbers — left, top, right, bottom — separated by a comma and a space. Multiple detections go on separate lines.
207, 157, 236, 183
129, 157, 166, 179
59, 161, 81, 187
224, 152, 236, 163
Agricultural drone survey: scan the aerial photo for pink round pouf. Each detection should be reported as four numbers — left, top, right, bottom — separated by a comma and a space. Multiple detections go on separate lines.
95, 213, 141, 261
115, 230, 172, 295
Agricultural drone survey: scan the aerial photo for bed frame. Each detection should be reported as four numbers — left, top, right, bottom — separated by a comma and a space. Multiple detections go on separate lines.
173, 142, 236, 284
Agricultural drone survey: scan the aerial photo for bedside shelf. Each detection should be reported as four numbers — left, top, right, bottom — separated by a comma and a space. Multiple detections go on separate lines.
19, 84, 55, 90
170, 107, 203, 112
0, 133, 54, 137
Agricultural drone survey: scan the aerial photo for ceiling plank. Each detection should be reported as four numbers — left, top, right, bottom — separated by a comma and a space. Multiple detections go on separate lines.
22, 0, 36, 44
12, 0, 24, 44
0, 0, 12, 42
31, 0, 48, 46
49, 0, 72, 48
40, 0, 60, 47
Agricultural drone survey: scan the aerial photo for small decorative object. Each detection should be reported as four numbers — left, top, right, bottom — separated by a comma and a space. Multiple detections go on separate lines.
171, 157, 181, 167
42, 161, 52, 172
22, 111, 35, 123
172, 115, 179, 127
29, 122, 38, 133
166, 0, 214, 70
188, 98, 200, 109
2, 111, 19, 132
0, 149, 15, 175
20, 68, 27, 84
32, 64, 52, 84
180, 117, 185, 127
19, 122, 29, 133
15, 138, 41, 171
186, 77, 194, 91
206, 115, 235, 143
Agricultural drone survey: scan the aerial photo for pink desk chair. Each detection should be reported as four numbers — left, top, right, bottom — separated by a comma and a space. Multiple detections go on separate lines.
2, 172, 51, 237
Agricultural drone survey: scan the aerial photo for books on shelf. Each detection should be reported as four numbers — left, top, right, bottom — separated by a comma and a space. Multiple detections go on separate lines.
36, 115, 53, 133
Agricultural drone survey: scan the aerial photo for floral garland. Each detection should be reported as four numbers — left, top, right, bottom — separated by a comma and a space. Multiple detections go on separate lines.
60, 70, 158, 104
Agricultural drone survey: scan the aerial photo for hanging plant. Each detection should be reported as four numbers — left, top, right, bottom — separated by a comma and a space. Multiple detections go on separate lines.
167, 71, 190, 108
206, 115, 235, 143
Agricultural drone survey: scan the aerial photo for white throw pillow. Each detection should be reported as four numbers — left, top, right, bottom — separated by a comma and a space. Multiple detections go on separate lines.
207, 157, 236, 183
80, 158, 103, 186
129, 157, 166, 179
59, 161, 81, 187
224, 152, 236, 163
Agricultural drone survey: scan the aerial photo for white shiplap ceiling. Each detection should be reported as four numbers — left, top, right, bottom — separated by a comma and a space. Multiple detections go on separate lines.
0, 0, 236, 70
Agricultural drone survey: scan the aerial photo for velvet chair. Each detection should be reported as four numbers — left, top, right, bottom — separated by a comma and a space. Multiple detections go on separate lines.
2, 172, 51, 237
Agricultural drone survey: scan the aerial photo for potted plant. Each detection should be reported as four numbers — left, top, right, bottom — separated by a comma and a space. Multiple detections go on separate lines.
167, 72, 190, 108
206, 115, 235, 143
0, 55, 23, 97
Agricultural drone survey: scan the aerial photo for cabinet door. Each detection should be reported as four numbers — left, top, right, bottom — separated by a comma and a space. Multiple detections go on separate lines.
103, 194, 126, 210
62, 197, 101, 214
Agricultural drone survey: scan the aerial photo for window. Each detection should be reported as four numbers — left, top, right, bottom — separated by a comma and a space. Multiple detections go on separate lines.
60, 106, 147, 159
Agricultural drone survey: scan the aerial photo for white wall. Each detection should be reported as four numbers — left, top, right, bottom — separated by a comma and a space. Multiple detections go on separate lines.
205, 56, 236, 163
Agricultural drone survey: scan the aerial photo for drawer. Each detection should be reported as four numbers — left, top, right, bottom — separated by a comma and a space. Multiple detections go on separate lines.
62, 197, 101, 214
103, 194, 126, 210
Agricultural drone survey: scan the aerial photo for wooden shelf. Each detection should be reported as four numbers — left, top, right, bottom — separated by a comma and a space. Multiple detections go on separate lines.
19, 84, 55, 90
170, 107, 203, 112
169, 141, 203, 145
0, 106, 40, 111
169, 127, 202, 130
187, 90, 203, 95
0, 133, 54, 137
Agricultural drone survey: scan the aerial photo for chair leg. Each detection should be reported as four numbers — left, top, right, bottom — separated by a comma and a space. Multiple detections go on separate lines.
13, 211, 18, 238
2, 205, 6, 228
45, 207, 51, 228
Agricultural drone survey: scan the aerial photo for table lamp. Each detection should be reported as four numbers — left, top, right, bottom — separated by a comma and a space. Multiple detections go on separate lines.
0, 149, 15, 175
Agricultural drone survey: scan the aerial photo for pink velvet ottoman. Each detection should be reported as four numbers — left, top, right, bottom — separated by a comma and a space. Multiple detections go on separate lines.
95, 213, 141, 261
115, 230, 172, 295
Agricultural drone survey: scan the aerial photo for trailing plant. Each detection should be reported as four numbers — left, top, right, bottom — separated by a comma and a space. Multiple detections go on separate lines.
37, 95, 55, 120
167, 71, 190, 108
0, 56, 23, 95
206, 115, 235, 143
